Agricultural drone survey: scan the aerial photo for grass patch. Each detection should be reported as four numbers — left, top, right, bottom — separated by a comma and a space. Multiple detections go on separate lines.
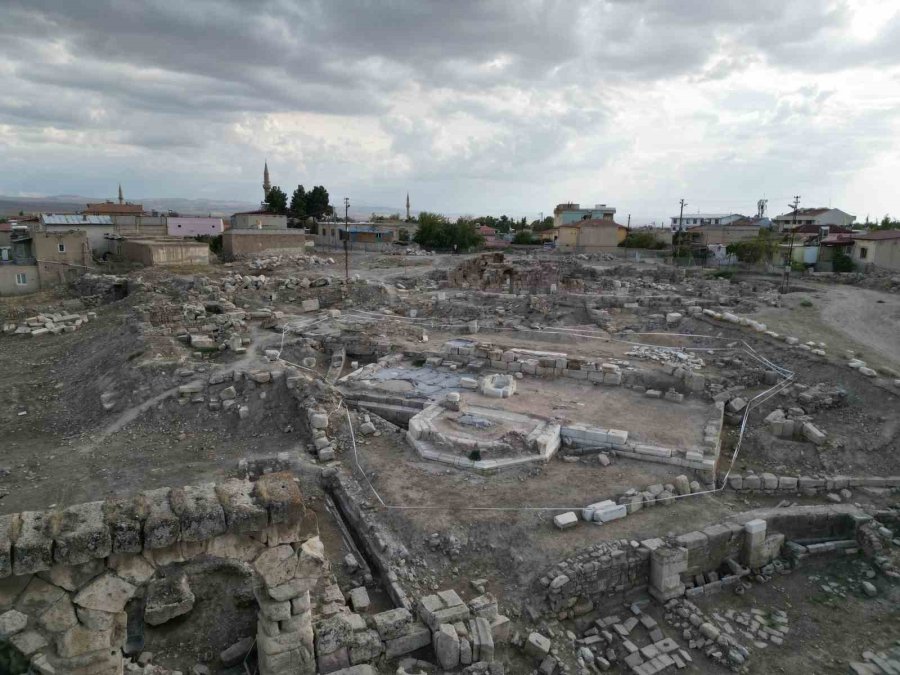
800, 299, 814, 307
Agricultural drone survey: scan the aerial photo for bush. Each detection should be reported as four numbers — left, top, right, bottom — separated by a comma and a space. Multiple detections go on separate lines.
413, 212, 484, 251
800, 299, 813, 307
468, 449, 482, 461
833, 249, 855, 273
195, 234, 222, 255
512, 231, 539, 245
619, 231, 666, 249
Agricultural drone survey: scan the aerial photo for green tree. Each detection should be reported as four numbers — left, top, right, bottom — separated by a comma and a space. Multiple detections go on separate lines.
877, 214, 900, 230
265, 185, 288, 215
726, 230, 779, 263
532, 216, 554, 232
306, 186, 331, 219
512, 231, 539, 245
289, 185, 307, 219
413, 212, 484, 251
619, 230, 666, 250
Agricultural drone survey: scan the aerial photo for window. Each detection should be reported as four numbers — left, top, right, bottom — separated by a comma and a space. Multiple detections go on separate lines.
15, 272, 27, 285
57, 242, 66, 253
859, 247, 868, 259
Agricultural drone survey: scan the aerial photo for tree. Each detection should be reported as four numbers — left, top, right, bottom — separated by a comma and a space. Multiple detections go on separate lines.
306, 186, 331, 219
619, 230, 666, 250
265, 186, 288, 215
877, 214, 900, 230
289, 185, 307, 220
413, 212, 484, 251
726, 230, 779, 263
512, 231, 539, 245
532, 216, 554, 232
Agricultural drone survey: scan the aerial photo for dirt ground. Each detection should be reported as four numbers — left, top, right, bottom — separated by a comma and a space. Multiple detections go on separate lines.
752, 282, 900, 373
1, 252, 899, 674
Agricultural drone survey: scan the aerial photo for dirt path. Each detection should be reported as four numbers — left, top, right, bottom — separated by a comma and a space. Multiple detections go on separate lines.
753, 283, 900, 372
817, 285, 900, 368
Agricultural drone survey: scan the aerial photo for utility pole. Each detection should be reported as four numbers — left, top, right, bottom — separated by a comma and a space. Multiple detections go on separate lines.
782, 195, 800, 293
675, 199, 687, 262
343, 197, 350, 288
627, 214, 631, 229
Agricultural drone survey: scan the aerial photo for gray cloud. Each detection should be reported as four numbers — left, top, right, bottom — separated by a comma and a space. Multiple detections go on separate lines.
0, 0, 898, 219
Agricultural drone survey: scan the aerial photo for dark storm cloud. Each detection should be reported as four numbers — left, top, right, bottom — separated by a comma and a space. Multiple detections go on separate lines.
0, 0, 898, 215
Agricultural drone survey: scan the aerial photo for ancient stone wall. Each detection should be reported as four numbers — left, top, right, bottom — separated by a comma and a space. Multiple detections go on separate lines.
0, 473, 322, 675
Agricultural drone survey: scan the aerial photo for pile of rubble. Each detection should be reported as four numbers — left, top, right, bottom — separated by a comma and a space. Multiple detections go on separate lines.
624, 346, 705, 371
242, 253, 335, 271
662, 597, 788, 670
2, 311, 97, 337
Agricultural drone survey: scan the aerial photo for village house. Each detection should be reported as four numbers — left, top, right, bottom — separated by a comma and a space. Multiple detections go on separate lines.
553, 202, 616, 227
851, 230, 900, 272
773, 207, 855, 232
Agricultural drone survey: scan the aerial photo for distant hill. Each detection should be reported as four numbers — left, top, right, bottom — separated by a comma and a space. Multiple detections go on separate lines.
0, 195, 259, 217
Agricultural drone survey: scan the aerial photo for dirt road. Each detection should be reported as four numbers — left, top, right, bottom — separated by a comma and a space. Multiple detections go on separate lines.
817, 284, 900, 368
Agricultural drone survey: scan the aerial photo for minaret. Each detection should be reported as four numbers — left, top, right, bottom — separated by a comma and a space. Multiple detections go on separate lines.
263, 161, 271, 200
118, 184, 123, 204
406, 193, 410, 221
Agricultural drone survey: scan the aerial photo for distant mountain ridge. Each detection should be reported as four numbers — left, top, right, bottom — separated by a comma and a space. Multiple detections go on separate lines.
0, 194, 259, 217
0, 194, 415, 220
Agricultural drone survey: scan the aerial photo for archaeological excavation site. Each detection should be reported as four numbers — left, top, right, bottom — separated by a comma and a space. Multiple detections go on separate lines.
2, 250, 900, 675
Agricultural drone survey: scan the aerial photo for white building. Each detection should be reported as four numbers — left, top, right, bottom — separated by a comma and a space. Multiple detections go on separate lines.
670, 213, 744, 231
772, 208, 855, 232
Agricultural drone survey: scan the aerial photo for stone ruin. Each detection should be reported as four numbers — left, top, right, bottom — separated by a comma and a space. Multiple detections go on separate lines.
448, 253, 567, 294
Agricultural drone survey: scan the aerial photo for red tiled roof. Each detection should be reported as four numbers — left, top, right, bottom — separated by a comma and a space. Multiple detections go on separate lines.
792, 224, 851, 234
853, 230, 900, 241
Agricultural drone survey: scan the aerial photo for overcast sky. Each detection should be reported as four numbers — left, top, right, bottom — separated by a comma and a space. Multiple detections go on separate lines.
1, 0, 899, 224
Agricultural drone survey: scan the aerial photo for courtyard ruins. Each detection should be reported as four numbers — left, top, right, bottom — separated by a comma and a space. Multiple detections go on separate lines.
1, 250, 900, 674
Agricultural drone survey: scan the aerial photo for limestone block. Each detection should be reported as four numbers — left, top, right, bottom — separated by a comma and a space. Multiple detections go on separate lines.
582, 500, 616, 522
253, 472, 304, 525
255, 590, 291, 622
348, 587, 370, 612
470, 616, 494, 662
14, 511, 54, 575
102, 497, 143, 554
38, 593, 78, 632
385, 621, 431, 658
144, 575, 195, 625
16, 576, 66, 615
742, 475, 761, 490
760, 473, 778, 490
0, 515, 17, 579
215, 479, 269, 533
593, 504, 627, 523
349, 629, 382, 664
254, 545, 298, 588
434, 623, 460, 670
141, 488, 181, 550
673, 475, 691, 496
8, 630, 48, 656
468, 593, 498, 620
73, 573, 136, 613
54, 501, 112, 566
169, 483, 227, 542
778, 476, 798, 491
0, 608, 27, 637
526, 631, 552, 657
491, 614, 511, 643
553, 512, 578, 530
206, 534, 265, 562
372, 607, 412, 641
55, 624, 112, 658
38, 559, 105, 592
